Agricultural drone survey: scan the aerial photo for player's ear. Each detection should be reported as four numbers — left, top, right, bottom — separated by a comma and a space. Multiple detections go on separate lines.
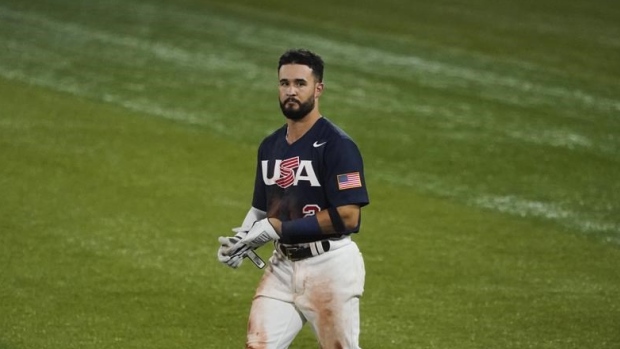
315, 82, 324, 97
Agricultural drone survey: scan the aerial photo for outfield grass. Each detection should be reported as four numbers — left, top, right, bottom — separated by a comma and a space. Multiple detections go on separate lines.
1, 0, 619, 348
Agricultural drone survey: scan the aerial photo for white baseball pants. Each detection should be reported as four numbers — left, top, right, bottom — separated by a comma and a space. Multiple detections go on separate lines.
246, 237, 365, 349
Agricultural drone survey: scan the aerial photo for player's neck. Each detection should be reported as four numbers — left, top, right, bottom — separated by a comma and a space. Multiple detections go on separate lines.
286, 110, 322, 144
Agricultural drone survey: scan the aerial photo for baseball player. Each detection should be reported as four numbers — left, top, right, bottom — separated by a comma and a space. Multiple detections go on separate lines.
217, 48, 369, 349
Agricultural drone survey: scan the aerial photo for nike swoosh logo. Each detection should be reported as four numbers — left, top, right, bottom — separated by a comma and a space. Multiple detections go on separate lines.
313, 141, 327, 148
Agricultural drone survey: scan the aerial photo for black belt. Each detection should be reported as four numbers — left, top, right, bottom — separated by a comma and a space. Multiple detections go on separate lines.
277, 240, 331, 261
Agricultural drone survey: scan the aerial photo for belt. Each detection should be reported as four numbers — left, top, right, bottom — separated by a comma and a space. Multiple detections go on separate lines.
276, 240, 331, 261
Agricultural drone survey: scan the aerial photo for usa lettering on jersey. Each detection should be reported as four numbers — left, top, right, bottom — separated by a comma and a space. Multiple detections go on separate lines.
262, 157, 320, 188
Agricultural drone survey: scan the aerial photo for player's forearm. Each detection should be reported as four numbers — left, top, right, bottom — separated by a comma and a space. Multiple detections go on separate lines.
333, 204, 361, 231
268, 218, 283, 236
268, 205, 360, 237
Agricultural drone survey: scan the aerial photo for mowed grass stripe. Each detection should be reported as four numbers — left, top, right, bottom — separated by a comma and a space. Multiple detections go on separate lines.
1, 3, 618, 124
0, 1, 618, 241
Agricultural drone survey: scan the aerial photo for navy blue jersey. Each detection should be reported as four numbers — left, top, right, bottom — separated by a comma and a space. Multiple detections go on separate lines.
252, 117, 369, 244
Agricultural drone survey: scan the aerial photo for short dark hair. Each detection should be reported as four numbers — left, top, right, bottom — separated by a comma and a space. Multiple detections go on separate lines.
278, 49, 324, 82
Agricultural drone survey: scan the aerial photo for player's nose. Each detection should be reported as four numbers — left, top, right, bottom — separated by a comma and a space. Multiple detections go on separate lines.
285, 86, 297, 96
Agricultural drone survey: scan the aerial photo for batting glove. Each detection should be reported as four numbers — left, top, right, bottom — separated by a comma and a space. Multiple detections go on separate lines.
237, 218, 280, 249
217, 231, 250, 269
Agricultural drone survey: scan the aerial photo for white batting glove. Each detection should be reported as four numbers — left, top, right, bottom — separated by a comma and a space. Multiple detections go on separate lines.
217, 231, 249, 268
235, 218, 280, 250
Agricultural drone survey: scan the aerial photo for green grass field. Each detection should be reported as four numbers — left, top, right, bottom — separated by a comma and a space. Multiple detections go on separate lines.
1, 0, 619, 348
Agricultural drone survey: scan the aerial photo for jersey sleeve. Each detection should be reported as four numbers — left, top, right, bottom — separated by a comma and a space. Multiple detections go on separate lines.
251, 143, 267, 211
323, 137, 369, 208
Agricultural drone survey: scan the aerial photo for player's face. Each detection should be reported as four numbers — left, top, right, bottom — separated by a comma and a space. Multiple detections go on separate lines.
278, 64, 323, 120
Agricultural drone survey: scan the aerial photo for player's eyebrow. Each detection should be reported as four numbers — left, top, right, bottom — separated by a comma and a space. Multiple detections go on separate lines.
279, 78, 308, 84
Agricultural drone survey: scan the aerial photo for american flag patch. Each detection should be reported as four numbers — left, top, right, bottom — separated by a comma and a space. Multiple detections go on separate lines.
337, 172, 362, 190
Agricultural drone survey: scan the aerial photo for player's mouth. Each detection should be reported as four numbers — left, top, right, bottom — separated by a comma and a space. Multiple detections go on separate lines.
285, 98, 299, 104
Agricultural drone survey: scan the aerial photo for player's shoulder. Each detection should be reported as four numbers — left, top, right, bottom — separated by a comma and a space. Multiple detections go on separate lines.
259, 124, 287, 148
318, 117, 356, 144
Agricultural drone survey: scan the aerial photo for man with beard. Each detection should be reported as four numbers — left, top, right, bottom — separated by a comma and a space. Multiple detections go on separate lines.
217, 49, 370, 349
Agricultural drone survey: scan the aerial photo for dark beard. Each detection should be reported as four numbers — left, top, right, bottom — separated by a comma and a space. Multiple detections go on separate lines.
279, 97, 315, 120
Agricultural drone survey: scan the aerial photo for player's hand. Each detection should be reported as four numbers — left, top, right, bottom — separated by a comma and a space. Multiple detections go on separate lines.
217, 231, 250, 268
236, 218, 280, 249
